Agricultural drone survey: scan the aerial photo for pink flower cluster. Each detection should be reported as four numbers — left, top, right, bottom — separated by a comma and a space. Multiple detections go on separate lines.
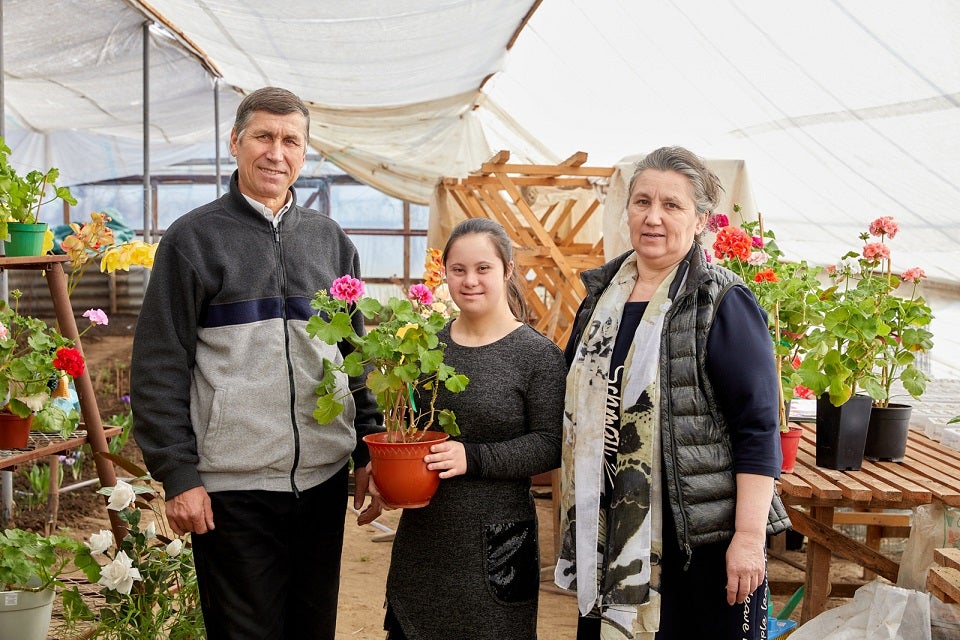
901, 267, 926, 283
862, 242, 890, 262
83, 308, 109, 326
705, 213, 729, 233
329, 275, 365, 303
869, 216, 899, 239
407, 283, 434, 306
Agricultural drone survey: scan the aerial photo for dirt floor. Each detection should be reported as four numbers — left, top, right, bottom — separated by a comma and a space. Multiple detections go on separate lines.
8, 334, 874, 639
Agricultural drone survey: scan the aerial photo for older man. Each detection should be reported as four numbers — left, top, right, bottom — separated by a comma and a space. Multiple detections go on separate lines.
131, 86, 383, 639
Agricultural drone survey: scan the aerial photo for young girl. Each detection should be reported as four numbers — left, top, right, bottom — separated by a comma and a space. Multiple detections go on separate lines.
373, 218, 566, 640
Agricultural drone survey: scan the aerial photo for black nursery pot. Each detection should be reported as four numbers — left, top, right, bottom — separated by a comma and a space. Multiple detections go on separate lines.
863, 404, 913, 462
815, 394, 873, 470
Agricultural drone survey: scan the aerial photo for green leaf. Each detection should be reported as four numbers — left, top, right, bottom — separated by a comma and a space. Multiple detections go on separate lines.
437, 410, 461, 437
313, 393, 345, 424
444, 374, 469, 393
340, 352, 365, 377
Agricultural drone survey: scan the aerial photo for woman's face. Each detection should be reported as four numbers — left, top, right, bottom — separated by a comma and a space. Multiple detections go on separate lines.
444, 233, 511, 318
626, 169, 706, 271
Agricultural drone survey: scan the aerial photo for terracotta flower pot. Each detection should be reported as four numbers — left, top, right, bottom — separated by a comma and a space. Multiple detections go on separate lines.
363, 430, 449, 508
0, 413, 33, 450
780, 426, 803, 474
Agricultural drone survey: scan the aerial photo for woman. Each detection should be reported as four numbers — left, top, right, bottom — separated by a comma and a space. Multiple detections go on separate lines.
374, 218, 566, 640
556, 146, 790, 639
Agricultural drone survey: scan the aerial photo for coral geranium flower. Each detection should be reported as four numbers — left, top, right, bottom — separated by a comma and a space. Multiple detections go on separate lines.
712, 226, 752, 261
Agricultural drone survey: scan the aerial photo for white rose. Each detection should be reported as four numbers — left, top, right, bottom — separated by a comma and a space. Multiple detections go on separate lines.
166, 539, 184, 557
107, 480, 136, 511
143, 521, 156, 540
86, 529, 113, 555
97, 550, 142, 595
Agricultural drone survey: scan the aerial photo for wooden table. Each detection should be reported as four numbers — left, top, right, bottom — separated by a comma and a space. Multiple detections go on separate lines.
927, 548, 960, 603
777, 421, 960, 623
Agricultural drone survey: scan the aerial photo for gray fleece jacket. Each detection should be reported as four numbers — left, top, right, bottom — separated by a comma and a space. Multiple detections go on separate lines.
131, 172, 382, 499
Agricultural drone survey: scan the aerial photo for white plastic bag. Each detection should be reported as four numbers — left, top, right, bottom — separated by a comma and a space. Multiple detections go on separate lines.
788, 580, 930, 640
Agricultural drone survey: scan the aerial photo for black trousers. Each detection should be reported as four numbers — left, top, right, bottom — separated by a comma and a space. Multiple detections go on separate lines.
577, 498, 769, 639
192, 466, 348, 640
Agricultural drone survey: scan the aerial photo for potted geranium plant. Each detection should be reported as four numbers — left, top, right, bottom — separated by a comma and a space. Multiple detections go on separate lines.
0, 527, 87, 640
0, 290, 84, 446
709, 209, 826, 472
0, 136, 77, 257
307, 268, 468, 507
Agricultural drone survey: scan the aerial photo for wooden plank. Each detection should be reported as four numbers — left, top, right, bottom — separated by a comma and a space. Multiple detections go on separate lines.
893, 446, 960, 504
560, 152, 588, 167
788, 506, 900, 582
486, 150, 511, 165
789, 460, 843, 501
479, 163, 615, 177
934, 547, 960, 570
832, 511, 910, 527
777, 472, 813, 499
928, 566, 960, 604
796, 449, 873, 502
800, 505, 834, 623
856, 459, 932, 503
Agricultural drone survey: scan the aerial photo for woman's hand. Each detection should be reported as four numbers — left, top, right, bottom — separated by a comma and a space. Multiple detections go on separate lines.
724, 530, 767, 605
424, 440, 467, 479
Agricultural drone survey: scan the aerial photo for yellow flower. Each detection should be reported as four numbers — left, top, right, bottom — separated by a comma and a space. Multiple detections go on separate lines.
42, 228, 55, 254
396, 323, 418, 339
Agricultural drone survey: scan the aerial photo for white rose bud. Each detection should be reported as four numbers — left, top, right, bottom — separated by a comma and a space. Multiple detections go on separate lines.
106, 480, 136, 511
86, 529, 114, 555
166, 539, 184, 557
144, 522, 156, 540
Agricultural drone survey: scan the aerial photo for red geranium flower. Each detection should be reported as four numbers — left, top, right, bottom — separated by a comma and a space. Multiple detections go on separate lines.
712, 226, 752, 262
53, 346, 85, 378
754, 268, 778, 283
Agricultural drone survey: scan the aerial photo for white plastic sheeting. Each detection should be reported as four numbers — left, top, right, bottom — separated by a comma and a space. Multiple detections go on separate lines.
2, 0, 959, 287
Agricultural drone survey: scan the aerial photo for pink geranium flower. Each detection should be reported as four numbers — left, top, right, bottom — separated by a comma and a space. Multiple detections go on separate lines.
407, 284, 434, 306
329, 275, 365, 303
705, 213, 729, 233
751, 236, 764, 248
868, 216, 899, 239
83, 308, 109, 326
901, 267, 926, 283
862, 242, 890, 262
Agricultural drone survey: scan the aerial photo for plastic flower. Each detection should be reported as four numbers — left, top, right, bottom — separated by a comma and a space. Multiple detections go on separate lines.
54, 346, 85, 377
82, 308, 109, 326
329, 275, 364, 303
106, 479, 137, 511
86, 529, 114, 555
97, 550, 142, 595
712, 226, 752, 261
869, 216, 899, 239
901, 267, 926, 283
408, 283, 434, 306
862, 242, 890, 262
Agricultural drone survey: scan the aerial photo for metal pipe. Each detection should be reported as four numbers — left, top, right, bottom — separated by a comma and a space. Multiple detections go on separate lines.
214, 77, 222, 197
142, 21, 152, 290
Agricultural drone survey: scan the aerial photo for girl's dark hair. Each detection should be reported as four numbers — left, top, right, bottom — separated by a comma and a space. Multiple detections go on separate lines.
442, 218, 529, 323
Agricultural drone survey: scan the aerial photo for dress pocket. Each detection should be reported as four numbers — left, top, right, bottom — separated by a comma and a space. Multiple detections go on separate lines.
483, 519, 539, 604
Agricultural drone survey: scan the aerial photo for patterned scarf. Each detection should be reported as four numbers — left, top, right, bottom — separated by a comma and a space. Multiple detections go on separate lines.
556, 254, 684, 639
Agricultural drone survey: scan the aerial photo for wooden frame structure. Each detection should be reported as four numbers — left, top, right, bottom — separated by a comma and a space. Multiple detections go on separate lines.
440, 151, 614, 348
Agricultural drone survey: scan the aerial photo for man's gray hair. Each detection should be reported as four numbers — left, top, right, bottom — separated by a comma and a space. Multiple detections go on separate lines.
234, 87, 310, 142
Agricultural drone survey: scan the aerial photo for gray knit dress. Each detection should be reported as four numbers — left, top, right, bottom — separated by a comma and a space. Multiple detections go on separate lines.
384, 323, 566, 640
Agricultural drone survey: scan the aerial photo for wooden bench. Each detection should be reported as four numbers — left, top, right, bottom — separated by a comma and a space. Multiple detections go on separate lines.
928, 548, 960, 603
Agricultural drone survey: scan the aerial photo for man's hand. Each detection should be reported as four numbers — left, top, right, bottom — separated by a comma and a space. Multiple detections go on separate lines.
165, 486, 215, 536
354, 464, 385, 526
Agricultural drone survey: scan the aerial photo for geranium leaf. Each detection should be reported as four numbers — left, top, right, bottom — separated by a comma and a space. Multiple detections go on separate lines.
313, 393, 344, 424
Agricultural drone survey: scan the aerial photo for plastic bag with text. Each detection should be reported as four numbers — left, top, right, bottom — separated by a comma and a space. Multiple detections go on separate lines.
787, 580, 929, 640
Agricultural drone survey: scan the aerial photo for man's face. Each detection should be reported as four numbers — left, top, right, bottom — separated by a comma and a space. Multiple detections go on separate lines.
229, 110, 307, 211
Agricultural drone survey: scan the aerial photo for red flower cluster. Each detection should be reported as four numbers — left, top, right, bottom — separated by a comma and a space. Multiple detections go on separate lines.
712, 226, 752, 262
54, 347, 85, 378
754, 268, 779, 283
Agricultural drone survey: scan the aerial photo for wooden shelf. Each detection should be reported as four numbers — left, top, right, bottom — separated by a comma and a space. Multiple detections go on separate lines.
0, 255, 122, 536
0, 427, 123, 470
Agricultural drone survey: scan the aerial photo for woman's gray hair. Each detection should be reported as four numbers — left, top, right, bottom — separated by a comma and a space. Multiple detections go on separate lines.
234, 86, 310, 142
627, 146, 724, 216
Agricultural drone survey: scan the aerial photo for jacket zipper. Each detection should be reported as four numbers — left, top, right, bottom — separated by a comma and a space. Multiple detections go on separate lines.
274, 223, 301, 497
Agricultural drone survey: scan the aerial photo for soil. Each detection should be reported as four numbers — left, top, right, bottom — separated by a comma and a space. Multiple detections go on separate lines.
7, 334, 873, 639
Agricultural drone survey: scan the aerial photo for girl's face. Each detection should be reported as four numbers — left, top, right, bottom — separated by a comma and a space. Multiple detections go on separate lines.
444, 233, 512, 318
